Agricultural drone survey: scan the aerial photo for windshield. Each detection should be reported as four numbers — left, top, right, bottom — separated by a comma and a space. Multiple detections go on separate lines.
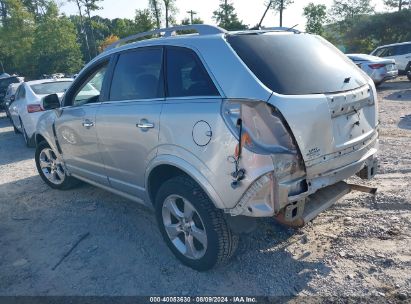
30, 81, 72, 95
227, 33, 367, 95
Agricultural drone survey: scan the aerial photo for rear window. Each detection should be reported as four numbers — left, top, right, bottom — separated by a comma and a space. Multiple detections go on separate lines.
227, 33, 367, 95
30, 81, 72, 95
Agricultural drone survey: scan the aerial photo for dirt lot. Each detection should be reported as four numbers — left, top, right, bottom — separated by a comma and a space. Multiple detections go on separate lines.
0, 77, 410, 299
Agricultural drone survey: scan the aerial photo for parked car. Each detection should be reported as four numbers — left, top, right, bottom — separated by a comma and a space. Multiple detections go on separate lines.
9, 79, 73, 147
0, 72, 10, 79
370, 41, 411, 81
35, 25, 379, 271
347, 54, 398, 86
0, 76, 23, 109
3, 82, 21, 118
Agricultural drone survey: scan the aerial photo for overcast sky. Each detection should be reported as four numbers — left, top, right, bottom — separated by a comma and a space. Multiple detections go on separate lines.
60, 0, 386, 31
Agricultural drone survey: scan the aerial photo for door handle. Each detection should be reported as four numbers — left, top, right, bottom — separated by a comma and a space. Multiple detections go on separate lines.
82, 120, 95, 128
137, 119, 155, 130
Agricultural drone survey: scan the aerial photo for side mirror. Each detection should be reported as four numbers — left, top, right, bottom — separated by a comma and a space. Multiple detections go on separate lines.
43, 94, 60, 110
10, 95, 15, 102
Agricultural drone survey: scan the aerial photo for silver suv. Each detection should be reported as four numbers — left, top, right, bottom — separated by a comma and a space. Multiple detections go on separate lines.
35, 25, 379, 271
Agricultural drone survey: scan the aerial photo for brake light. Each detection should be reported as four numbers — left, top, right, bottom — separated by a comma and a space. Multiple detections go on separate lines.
369, 64, 385, 69
27, 104, 44, 113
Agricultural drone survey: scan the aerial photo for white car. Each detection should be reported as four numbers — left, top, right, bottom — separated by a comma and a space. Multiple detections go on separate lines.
370, 41, 411, 81
9, 79, 73, 147
347, 54, 398, 86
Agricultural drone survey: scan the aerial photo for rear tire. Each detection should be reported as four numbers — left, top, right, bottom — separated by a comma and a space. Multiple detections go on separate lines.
35, 140, 80, 190
154, 175, 238, 271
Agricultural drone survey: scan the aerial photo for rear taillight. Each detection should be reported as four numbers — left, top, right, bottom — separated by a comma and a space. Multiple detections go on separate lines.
222, 99, 297, 155
369, 64, 385, 69
27, 104, 44, 113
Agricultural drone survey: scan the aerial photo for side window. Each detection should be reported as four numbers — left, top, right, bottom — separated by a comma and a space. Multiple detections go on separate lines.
109, 48, 163, 101
396, 44, 411, 56
73, 64, 108, 107
166, 47, 219, 98
16, 85, 25, 100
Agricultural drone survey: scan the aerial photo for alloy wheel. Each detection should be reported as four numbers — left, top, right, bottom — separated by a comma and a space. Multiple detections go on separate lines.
38, 148, 65, 185
162, 195, 208, 260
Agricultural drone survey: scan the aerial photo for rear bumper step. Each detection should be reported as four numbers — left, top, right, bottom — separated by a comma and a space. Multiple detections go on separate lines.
275, 181, 377, 227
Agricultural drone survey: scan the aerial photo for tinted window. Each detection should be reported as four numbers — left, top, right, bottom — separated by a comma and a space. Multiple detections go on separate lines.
16, 85, 25, 100
166, 47, 219, 97
227, 34, 367, 95
396, 44, 411, 55
30, 81, 72, 95
73, 65, 107, 106
0, 77, 20, 90
110, 48, 163, 101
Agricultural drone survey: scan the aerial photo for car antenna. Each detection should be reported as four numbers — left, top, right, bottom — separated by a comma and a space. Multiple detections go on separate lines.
286, 24, 299, 32
251, 1, 273, 30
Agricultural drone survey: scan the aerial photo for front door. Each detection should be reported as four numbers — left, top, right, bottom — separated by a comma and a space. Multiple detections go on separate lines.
55, 61, 109, 185
95, 47, 164, 199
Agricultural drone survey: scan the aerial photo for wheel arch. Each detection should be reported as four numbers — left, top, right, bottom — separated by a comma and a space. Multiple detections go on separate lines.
145, 156, 225, 210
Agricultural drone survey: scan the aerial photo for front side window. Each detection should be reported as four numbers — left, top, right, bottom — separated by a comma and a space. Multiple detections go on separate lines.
166, 47, 219, 98
73, 64, 107, 107
109, 48, 163, 101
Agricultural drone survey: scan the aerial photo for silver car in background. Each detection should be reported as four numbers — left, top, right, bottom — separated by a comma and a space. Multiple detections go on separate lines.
34, 25, 379, 271
347, 53, 398, 86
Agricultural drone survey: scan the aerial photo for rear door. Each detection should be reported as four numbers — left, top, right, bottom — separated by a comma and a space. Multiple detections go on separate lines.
394, 44, 411, 71
95, 47, 164, 199
55, 59, 110, 185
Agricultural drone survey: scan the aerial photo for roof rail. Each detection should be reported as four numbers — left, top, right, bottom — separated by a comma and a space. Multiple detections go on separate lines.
262, 26, 301, 34
106, 24, 227, 51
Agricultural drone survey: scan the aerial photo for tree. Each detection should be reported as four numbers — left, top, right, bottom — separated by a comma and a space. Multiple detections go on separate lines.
80, 0, 102, 57
98, 34, 119, 52
181, 16, 203, 25
134, 8, 155, 32
148, 0, 162, 28
21, 0, 50, 19
330, 0, 374, 21
0, 0, 35, 75
384, 0, 410, 11
303, 3, 327, 35
162, 0, 176, 27
31, 2, 83, 77
212, 0, 247, 30
69, 0, 91, 61
266, 0, 294, 27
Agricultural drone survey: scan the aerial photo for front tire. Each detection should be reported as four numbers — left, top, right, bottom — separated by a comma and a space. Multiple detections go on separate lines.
155, 176, 238, 271
35, 141, 79, 190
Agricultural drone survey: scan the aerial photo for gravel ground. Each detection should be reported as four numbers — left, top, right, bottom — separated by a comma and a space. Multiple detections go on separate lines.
0, 77, 410, 299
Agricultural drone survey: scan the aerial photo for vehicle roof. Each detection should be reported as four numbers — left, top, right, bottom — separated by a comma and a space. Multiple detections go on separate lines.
25, 78, 74, 86
375, 41, 411, 49
92, 28, 297, 64
347, 53, 386, 61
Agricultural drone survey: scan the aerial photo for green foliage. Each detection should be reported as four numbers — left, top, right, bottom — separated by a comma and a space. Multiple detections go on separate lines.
325, 9, 411, 53
148, 0, 162, 28
384, 0, 410, 11
303, 3, 327, 35
330, 0, 374, 21
212, 0, 247, 30
0, 0, 35, 74
31, 2, 83, 77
